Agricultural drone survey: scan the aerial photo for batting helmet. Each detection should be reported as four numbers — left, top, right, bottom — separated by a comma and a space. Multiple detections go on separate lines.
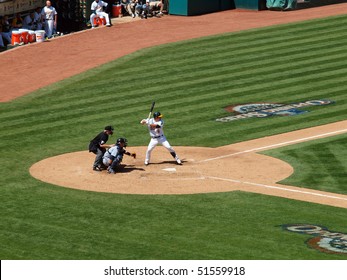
153, 112, 163, 118
116, 137, 127, 147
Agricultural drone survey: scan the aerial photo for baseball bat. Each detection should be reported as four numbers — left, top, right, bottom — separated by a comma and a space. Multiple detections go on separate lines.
147, 101, 155, 119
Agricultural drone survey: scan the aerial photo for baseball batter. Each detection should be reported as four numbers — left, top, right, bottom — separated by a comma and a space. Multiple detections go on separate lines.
140, 112, 182, 166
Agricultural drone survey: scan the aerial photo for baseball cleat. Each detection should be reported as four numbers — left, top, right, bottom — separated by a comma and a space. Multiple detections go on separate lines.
93, 166, 102, 171
107, 168, 116, 174
175, 156, 182, 165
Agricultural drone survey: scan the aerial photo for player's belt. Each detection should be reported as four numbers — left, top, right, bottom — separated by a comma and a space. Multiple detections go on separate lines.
152, 135, 163, 139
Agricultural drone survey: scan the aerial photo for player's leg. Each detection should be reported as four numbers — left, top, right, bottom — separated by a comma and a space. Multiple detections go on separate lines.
108, 154, 123, 174
100, 12, 110, 26
93, 148, 105, 171
2, 32, 11, 44
135, 4, 142, 17
0, 35, 4, 47
153, 1, 163, 15
161, 139, 182, 165
90, 13, 96, 27
159, 1, 164, 14
102, 157, 110, 168
145, 139, 158, 165
45, 20, 52, 38
129, 3, 136, 17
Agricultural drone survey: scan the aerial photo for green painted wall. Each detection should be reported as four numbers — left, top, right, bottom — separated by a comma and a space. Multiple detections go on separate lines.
169, 0, 228, 16
234, 0, 267, 10
169, 0, 266, 16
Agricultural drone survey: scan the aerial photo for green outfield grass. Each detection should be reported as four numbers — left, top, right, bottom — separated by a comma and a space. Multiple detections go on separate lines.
263, 134, 347, 195
0, 15, 346, 260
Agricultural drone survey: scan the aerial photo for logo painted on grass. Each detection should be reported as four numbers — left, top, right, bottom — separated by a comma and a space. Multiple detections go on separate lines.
216, 100, 334, 122
282, 224, 347, 255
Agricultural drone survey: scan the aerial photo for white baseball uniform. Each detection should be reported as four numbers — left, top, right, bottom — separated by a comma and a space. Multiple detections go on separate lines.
90, 0, 110, 27
142, 117, 181, 165
41, 5, 57, 38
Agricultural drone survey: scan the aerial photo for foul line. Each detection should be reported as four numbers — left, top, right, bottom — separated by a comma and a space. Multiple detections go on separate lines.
200, 128, 347, 163
207, 176, 347, 202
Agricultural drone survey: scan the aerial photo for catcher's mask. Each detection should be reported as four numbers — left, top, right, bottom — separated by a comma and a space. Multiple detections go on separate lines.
116, 137, 127, 147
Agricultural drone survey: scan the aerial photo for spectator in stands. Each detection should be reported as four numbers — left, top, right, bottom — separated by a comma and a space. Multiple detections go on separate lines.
0, 15, 12, 46
149, 0, 164, 16
135, 0, 149, 19
41, 0, 58, 38
11, 13, 23, 29
163, 0, 169, 14
34, 7, 43, 30
90, 0, 111, 28
129, 0, 138, 17
23, 11, 38, 30
120, 0, 135, 18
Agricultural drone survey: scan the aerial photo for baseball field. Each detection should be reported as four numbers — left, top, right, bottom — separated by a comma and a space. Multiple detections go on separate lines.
0, 5, 347, 260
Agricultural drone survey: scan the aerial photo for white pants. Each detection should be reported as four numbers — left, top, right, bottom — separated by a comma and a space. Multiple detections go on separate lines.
90, 12, 110, 27
45, 19, 54, 38
145, 136, 175, 162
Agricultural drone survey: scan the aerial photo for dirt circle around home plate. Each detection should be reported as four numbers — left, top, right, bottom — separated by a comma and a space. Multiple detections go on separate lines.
29, 145, 293, 195
30, 121, 347, 208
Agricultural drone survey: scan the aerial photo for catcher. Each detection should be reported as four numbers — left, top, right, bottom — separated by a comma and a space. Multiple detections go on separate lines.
102, 137, 136, 174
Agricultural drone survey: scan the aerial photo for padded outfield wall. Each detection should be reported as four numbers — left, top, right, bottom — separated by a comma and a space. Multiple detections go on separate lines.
169, 0, 267, 15
168, 0, 346, 15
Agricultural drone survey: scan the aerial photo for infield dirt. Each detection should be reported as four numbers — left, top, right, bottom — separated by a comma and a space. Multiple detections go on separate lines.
30, 120, 347, 208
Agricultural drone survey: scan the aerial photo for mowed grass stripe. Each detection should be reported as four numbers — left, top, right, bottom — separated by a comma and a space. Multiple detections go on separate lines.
2, 63, 346, 137
2, 41, 346, 122
127, 20, 347, 67
1, 69, 346, 138
4, 25, 346, 112
108, 33, 347, 82
60, 37, 347, 95
264, 134, 347, 194
22, 17, 347, 95
1, 15, 346, 142
132, 17, 347, 64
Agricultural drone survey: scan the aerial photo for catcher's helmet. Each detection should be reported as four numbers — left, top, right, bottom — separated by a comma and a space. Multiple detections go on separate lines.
153, 112, 163, 118
116, 137, 127, 147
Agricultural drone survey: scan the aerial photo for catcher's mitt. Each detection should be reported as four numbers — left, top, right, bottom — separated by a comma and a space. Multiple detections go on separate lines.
131, 153, 136, 159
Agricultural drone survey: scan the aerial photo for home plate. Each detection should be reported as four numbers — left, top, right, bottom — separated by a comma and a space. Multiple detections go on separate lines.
163, 168, 177, 172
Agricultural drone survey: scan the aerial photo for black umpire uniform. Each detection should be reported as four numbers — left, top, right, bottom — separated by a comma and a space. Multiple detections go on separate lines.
89, 125, 114, 171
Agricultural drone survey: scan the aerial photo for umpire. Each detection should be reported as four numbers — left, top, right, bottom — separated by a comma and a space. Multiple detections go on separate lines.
89, 125, 114, 171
